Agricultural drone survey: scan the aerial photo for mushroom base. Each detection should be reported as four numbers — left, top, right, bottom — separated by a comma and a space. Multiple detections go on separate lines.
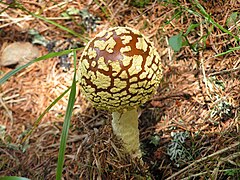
112, 109, 142, 158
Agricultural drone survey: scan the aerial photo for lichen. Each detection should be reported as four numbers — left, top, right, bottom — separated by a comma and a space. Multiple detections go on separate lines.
167, 131, 192, 167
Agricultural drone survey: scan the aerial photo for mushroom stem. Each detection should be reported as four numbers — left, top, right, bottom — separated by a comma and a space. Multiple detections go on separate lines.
112, 108, 142, 158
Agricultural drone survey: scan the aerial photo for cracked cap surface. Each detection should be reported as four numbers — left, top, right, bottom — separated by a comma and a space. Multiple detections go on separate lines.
77, 27, 163, 112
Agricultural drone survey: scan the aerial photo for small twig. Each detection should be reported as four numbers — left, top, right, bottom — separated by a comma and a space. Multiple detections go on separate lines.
181, 171, 208, 180
43, 134, 88, 149
42, 0, 71, 12
208, 67, 240, 77
199, 16, 213, 100
212, 160, 222, 180
181, 169, 240, 180
166, 142, 240, 180
108, 0, 127, 23
110, 140, 122, 160
152, 92, 191, 102
0, 15, 80, 28
2, 94, 20, 101
0, 148, 18, 162
166, 36, 173, 63
0, 16, 79, 21
74, 135, 90, 161
0, 96, 13, 123
228, 19, 240, 31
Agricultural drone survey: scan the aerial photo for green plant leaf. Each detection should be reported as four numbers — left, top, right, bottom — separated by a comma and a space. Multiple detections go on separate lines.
67, 7, 80, 15
130, 0, 150, 8
28, 29, 49, 46
224, 168, 240, 176
226, 12, 239, 28
61, 7, 80, 17
184, 23, 200, 36
56, 50, 77, 180
150, 135, 161, 146
169, 33, 183, 52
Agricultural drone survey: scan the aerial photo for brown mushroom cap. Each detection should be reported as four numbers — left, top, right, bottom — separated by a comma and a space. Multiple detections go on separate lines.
77, 27, 162, 112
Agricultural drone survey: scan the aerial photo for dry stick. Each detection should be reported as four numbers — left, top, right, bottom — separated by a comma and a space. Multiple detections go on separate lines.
109, 0, 128, 23
229, 19, 240, 31
212, 159, 222, 180
181, 172, 208, 180
199, 17, 214, 101
0, 15, 79, 28
181, 169, 240, 180
212, 151, 240, 180
0, 16, 79, 22
42, 1, 71, 12
0, 12, 31, 28
43, 134, 88, 149
166, 36, 173, 64
182, 152, 240, 180
0, 97, 13, 123
208, 67, 240, 77
166, 142, 240, 180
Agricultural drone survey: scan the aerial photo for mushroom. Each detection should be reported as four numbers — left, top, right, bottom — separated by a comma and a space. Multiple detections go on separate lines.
77, 27, 162, 158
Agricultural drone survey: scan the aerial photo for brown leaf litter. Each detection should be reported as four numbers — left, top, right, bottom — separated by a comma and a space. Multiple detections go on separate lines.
0, 0, 239, 179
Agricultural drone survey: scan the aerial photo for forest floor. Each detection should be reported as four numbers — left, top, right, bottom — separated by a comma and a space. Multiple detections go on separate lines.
0, 0, 239, 179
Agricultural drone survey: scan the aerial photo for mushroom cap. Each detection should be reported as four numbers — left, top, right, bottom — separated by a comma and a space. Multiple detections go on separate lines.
77, 26, 162, 112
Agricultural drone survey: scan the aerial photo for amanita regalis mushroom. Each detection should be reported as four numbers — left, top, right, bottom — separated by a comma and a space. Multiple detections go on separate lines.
77, 27, 162, 158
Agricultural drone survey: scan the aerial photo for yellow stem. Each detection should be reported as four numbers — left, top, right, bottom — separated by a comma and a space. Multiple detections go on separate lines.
112, 108, 142, 158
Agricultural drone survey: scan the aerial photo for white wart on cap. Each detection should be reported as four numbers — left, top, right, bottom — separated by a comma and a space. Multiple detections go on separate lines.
78, 26, 162, 112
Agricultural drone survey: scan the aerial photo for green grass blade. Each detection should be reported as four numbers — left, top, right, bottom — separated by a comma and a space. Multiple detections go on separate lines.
0, 48, 81, 85
56, 50, 77, 180
0, 177, 30, 180
192, 0, 240, 42
215, 46, 240, 57
32, 13, 89, 43
0, 1, 16, 14
21, 86, 71, 143
11, 1, 89, 43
